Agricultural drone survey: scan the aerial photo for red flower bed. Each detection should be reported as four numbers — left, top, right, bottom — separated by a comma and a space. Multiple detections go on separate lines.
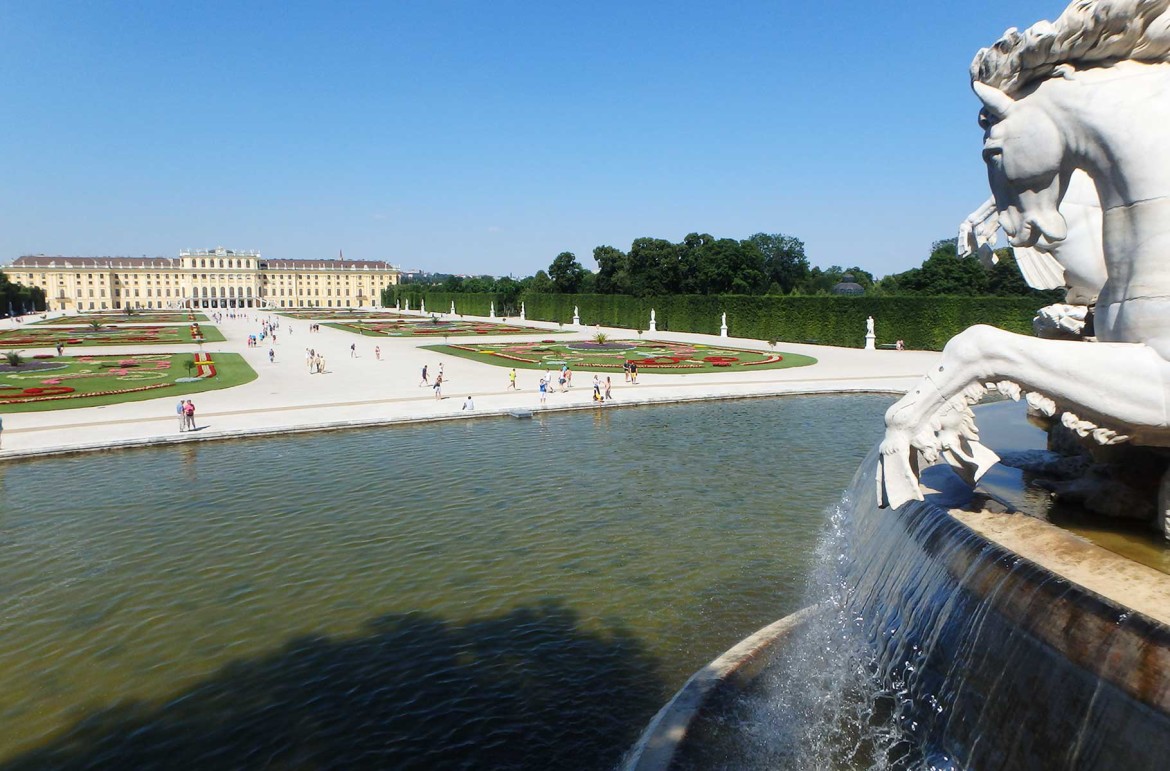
0, 382, 171, 405
703, 356, 739, 364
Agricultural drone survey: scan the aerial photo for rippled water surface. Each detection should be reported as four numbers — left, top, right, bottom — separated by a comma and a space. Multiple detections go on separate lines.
0, 395, 891, 769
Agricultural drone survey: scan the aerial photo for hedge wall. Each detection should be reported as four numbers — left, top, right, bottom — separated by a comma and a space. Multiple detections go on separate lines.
383, 288, 1043, 351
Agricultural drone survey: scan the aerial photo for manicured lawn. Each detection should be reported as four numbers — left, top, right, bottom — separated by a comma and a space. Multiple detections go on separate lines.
326, 319, 565, 337
422, 339, 817, 373
0, 352, 257, 412
0, 324, 224, 348
31, 312, 209, 325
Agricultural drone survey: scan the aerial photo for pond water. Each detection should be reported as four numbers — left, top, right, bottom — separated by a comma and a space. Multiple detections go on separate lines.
0, 395, 892, 769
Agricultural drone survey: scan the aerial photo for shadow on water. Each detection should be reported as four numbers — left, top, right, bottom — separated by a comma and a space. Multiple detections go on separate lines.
2, 600, 663, 771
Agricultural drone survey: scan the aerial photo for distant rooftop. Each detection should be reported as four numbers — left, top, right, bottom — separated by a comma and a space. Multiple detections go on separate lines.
8, 255, 399, 271
12, 255, 176, 269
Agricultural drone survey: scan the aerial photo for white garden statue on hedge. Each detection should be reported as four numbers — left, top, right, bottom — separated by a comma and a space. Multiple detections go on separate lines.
878, 0, 1170, 536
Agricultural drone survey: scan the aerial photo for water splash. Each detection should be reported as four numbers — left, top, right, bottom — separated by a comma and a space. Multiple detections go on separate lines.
711, 446, 1170, 770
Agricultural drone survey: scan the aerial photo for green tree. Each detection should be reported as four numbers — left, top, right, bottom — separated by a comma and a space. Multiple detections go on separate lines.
548, 252, 586, 293
493, 276, 523, 309
461, 275, 494, 293
877, 239, 987, 295
526, 270, 555, 293
626, 237, 681, 296
747, 232, 810, 294
0, 270, 45, 315
686, 236, 767, 294
593, 245, 628, 294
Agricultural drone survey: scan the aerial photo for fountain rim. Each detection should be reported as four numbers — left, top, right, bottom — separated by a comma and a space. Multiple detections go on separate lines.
621, 604, 824, 771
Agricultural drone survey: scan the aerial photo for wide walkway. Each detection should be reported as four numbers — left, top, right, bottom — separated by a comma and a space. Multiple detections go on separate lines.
0, 311, 939, 458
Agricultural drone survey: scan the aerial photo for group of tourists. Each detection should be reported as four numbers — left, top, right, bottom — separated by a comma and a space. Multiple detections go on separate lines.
533, 362, 614, 406
306, 348, 327, 374
420, 362, 445, 399
175, 399, 196, 431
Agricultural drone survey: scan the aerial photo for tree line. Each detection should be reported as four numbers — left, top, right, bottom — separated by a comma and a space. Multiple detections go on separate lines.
0, 271, 46, 317
409, 233, 1061, 300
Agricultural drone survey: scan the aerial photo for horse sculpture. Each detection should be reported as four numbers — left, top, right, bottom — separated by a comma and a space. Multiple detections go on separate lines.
878, 0, 1170, 521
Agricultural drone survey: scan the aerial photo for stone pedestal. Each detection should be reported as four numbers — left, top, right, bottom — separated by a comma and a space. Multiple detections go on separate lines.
450, 301, 456, 316
865, 333, 876, 350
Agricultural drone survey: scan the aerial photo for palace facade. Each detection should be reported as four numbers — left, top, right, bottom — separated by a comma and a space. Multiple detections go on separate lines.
6, 247, 401, 311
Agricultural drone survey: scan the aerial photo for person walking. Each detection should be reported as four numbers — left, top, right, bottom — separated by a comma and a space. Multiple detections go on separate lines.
507, 368, 517, 390
268, 348, 275, 363
56, 342, 64, 356
350, 343, 357, 358
375, 346, 381, 360
177, 399, 186, 432
604, 376, 613, 401
623, 360, 631, 382
630, 361, 639, 384
592, 374, 601, 402
538, 377, 547, 406
433, 373, 443, 400
420, 364, 429, 386
183, 400, 196, 431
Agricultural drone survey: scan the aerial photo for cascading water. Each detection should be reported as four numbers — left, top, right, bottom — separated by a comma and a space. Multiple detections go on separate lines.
677, 444, 1170, 770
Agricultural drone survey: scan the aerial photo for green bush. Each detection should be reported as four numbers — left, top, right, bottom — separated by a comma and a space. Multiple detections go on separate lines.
382, 290, 1043, 351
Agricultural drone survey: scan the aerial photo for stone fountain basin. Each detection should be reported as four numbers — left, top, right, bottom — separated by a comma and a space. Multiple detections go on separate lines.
624, 457, 1170, 770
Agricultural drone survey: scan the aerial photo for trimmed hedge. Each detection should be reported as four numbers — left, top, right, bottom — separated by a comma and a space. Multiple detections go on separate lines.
384, 288, 1043, 350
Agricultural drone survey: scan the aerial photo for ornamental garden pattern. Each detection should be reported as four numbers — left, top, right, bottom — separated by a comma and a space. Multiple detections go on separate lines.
424, 339, 817, 373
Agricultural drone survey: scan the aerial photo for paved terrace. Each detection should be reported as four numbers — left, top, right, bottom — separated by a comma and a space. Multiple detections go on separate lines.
0, 311, 940, 459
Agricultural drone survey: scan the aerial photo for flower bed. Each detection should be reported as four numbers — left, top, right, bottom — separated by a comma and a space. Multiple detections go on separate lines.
0, 352, 254, 411
419, 339, 816, 374
0, 324, 224, 348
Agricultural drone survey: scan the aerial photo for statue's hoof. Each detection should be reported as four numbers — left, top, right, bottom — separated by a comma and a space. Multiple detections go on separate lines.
877, 446, 925, 509
941, 438, 1001, 487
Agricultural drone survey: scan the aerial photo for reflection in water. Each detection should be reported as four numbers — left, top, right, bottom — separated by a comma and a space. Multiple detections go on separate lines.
0, 395, 892, 767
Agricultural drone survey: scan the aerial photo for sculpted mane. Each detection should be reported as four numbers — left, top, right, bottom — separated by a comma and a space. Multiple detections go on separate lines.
971, 0, 1170, 94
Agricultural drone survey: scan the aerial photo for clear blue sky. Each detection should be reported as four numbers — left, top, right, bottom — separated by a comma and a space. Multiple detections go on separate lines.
0, 0, 1062, 278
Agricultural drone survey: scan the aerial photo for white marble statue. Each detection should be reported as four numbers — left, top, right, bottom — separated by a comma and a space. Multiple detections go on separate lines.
649, 309, 657, 333
420, 299, 426, 315
572, 305, 580, 326
960, 168, 1106, 339
960, 169, 1106, 306
450, 301, 456, 315
879, 0, 1170, 513
489, 301, 496, 319
866, 316, 875, 336
720, 312, 728, 338
520, 302, 526, 320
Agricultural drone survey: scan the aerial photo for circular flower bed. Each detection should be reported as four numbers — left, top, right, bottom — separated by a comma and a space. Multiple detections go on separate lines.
568, 342, 637, 351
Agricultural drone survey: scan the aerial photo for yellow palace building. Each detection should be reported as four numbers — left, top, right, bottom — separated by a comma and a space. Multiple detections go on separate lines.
6, 247, 401, 311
